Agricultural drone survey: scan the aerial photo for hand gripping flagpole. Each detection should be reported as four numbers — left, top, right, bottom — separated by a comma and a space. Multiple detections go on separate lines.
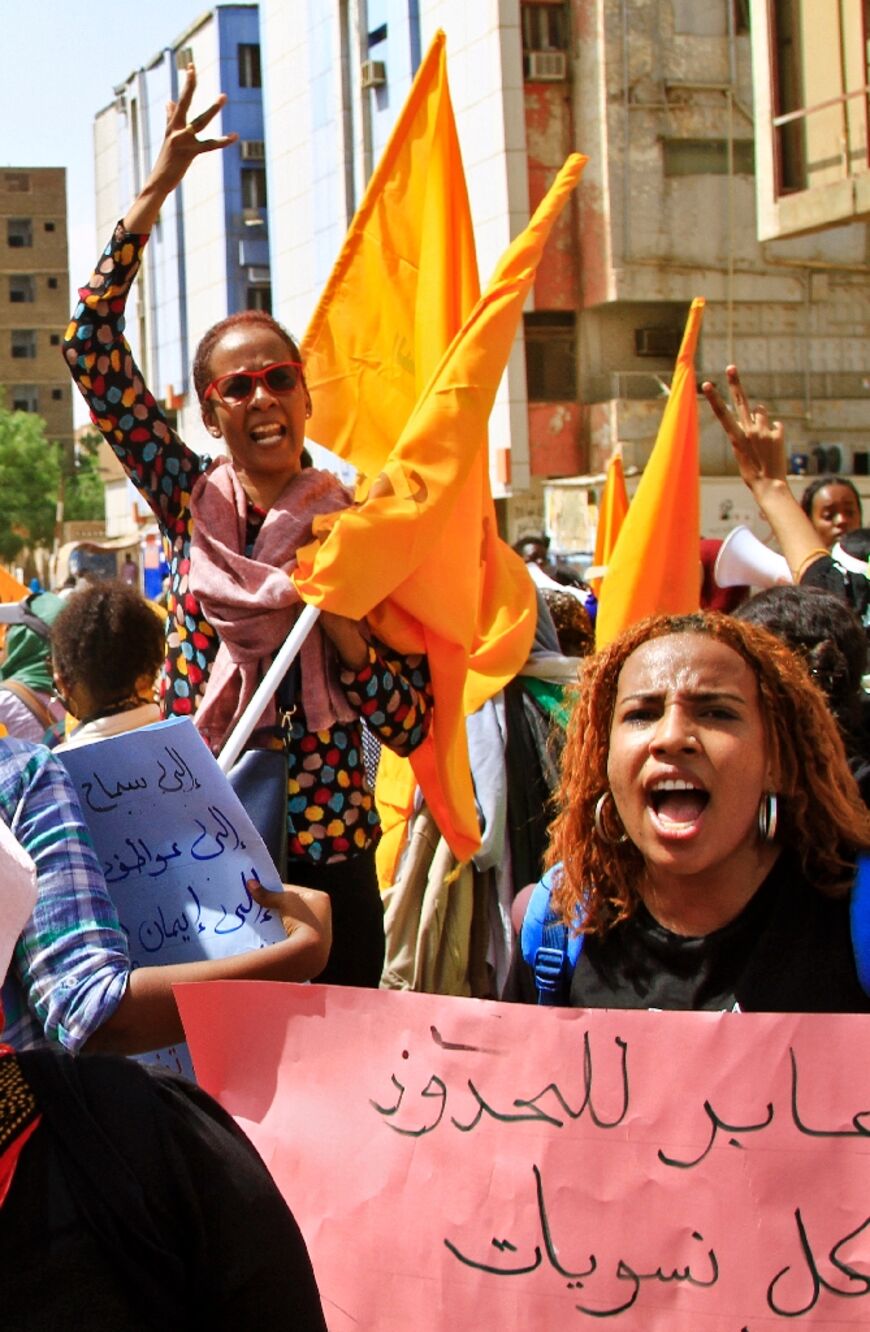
216, 603, 322, 774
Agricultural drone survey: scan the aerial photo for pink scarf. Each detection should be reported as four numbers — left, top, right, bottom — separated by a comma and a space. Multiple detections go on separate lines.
188, 459, 356, 751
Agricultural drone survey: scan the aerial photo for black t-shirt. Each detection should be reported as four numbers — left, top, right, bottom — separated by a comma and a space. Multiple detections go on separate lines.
506, 855, 870, 1013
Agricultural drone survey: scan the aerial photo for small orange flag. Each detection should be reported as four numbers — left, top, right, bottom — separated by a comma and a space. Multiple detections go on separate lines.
590, 451, 629, 596
595, 298, 705, 648
295, 154, 587, 861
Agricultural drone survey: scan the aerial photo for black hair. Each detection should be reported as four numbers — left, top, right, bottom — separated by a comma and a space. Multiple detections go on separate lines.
839, 528, 870, 562
736, 585, 865, 739
800, 475, 863, 521
192, 310, 302, 406
51, 580, 164, 711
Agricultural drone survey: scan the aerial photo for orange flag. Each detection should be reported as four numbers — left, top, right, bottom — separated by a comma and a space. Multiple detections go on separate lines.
595, 298, 705, 648
295, 154, 587, 861
302, 30, 478, 475
301, 31, 482, 880
590, 451, 629, 595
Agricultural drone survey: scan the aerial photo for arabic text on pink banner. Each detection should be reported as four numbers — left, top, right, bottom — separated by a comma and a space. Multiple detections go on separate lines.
175, 982, 870, 1331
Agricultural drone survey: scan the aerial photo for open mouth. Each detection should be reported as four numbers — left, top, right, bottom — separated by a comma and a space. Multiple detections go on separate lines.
249, 423, 287, 447
647, 778, 709, 832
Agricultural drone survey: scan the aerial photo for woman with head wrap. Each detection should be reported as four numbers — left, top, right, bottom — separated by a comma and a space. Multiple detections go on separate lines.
0, 594, 65, 743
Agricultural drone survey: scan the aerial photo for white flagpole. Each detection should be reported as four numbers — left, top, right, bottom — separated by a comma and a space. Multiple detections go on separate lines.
216, 603, 322, 773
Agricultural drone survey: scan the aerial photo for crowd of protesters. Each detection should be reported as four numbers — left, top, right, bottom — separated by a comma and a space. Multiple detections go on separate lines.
1, 65, 870, 1327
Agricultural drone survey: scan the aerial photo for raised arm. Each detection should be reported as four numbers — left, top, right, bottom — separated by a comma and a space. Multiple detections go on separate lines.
702, 366, 828, 582
123, 64, 237, 234
62, 66, 237, 532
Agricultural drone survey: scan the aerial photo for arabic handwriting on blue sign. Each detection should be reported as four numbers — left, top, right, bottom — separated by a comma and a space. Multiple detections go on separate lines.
103, 806, 245, 883
80, 743, 201, 814
135, 870, 273, 956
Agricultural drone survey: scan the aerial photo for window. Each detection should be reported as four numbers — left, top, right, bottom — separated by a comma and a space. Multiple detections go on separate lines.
241, 167, 268, 211
521, 2, 567, 53
524, 311, 576, 402
3, 172, 30, 192
246, 285, 272, 314
11, 386, 37, 413
663, 138, 755, 175
47, 276, 58, 290
769, 0, 868, 197
238, 43, 262, 88
49, 333, 60, 346
44, 221, 55, 233
9, 275, 35, 303
11, 330, 36, 359
51, 388, 63, 401
7, 218, 32, 248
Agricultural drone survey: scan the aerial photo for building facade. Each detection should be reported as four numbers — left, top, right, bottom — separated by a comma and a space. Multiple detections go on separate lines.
93, 2, 269, 455
91, 1, 870, 544
0, 167, 73, 453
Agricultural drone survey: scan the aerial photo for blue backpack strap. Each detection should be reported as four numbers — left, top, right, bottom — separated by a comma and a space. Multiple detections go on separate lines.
850, 853, 870, 997
520, 865, 584, 1006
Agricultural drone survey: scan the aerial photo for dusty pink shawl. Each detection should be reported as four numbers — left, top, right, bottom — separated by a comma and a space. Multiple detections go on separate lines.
188, 458, 355, 751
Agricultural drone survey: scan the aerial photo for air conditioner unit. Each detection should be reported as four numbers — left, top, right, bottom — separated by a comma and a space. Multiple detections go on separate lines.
634, 326, 683, 358
241, 139, 265, 161
361, 59, 387, 89
526, 50, 567, 82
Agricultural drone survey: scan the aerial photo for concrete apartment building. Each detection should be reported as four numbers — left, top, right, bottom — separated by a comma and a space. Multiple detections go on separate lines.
258, 0, 870, 544
0, 166, 73, 454
90, 1, 870, 545
93, 2, 269, 460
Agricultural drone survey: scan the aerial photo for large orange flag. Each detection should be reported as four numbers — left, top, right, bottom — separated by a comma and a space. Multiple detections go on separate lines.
302, 31, 478, 476
300, 33, 554, 868
590, 451, 629, 595
302, 31, 481, 880
295, 154, 587, 861
595, 298, 705, 648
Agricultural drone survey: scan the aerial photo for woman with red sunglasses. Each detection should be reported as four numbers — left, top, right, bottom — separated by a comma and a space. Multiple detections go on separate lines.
63, 67, 433, 988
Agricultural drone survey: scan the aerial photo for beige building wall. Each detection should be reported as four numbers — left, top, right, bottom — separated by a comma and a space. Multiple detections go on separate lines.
0, 166, 74, 452
572, 0, 870, 481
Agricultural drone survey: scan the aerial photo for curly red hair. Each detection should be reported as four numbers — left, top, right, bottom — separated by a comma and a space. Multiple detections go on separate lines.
547, 612, 870, 933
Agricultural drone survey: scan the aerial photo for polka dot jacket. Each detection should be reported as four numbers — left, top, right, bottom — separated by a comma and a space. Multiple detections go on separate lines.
63, 223, 433, 865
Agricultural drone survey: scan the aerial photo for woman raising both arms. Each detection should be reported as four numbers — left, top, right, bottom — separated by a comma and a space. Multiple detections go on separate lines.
63, 66, 433, 987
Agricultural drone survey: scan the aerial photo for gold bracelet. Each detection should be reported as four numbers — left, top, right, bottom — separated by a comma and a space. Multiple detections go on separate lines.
795, 547, 829, 581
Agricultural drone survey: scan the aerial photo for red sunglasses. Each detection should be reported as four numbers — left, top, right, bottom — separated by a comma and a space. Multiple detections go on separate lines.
204, 360, 304, 405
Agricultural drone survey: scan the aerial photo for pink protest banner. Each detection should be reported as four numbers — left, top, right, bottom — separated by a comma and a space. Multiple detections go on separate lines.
176, 982, 870, 1330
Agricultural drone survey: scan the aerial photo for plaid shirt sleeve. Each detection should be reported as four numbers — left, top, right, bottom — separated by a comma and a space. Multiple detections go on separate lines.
0, 741, 129, 1053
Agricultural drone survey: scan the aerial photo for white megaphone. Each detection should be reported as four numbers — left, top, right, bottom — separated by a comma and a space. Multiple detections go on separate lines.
714, 525, 793, 589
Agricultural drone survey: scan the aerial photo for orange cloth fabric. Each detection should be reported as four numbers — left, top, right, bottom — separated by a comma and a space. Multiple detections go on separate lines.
295, 148, 587, 862
0, 570, 28, 603
595, 299, 705, 648
591, 452, 629, 596
302, 31, 481, 882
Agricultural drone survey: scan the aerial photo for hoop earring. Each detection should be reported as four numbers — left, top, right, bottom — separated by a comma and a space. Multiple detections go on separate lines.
757, 792, 778, 843
594, 792, 628, 845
